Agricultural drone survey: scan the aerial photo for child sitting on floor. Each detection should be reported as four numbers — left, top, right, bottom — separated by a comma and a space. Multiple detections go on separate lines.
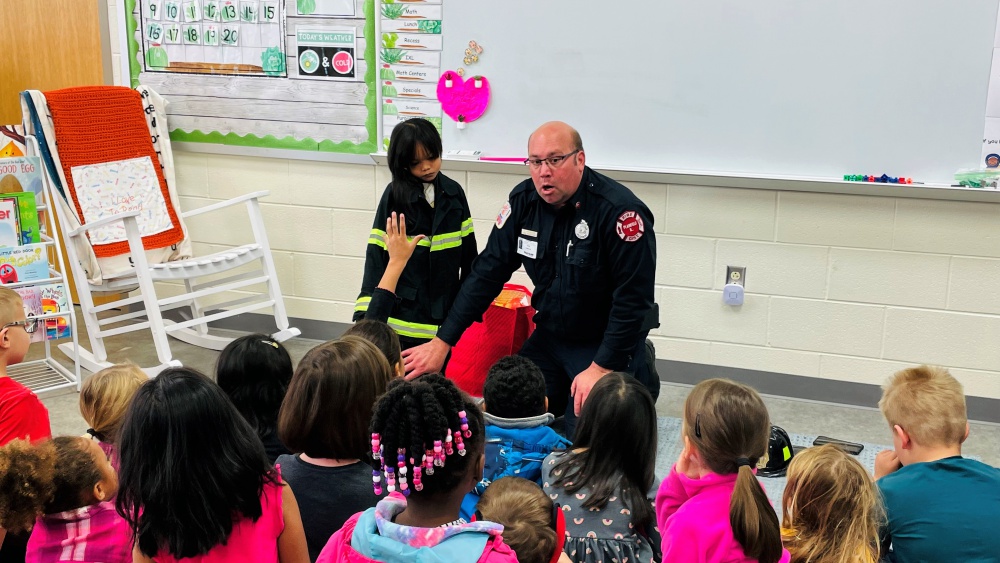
477, 476, 572, 563
276, 336, 394, 561
343, 320, 403, 378
116, 367, 309, 562
874, 365, 1000, 563
347, 210, 419, 378
216, 334, 294, 462
656, 378, 789, 563
0, 436, 130, 563
78, 362, 147, 466
0, 286, 50, 447
781, 444, 882, 563
461, 355, 571, 519
317, 374, 516, 563
544, 372, 661, 563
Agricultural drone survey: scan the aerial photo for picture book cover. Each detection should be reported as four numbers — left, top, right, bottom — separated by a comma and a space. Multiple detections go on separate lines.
0, 199, 18, 247
0, 244, 49, 285
14, 283, 70, 341
0, 156, 43, 197
13, 286, 44, 342
0, 125, 25, 159
0, 191, 40, 246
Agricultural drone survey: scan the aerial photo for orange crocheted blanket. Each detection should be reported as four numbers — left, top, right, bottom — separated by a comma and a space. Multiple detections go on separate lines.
45, 86, 184, 258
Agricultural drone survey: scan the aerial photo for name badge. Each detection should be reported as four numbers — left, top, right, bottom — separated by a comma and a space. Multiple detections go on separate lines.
517, 237, 538, 259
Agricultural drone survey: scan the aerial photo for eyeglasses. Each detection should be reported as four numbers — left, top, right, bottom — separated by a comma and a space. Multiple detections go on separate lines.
2, 319, 38, 334
524, 149, 580, 169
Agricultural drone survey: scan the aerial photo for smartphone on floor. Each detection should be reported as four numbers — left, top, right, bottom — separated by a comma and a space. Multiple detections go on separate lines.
812, 435, 864, 455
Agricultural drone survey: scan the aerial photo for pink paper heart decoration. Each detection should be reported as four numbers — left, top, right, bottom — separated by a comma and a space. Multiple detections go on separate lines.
437, 71, 491, 126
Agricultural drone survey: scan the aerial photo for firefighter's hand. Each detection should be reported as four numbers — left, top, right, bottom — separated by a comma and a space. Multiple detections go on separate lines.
571, 362, 613, 416
402, 337, 450, 380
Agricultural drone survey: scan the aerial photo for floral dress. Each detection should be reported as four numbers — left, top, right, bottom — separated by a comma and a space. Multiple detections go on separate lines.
542, 452, 660, 563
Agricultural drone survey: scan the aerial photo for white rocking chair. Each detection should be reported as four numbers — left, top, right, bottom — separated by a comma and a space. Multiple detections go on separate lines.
22, 86, 299, 376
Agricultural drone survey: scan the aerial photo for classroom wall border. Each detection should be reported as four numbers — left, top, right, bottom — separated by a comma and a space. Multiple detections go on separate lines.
165, 309, 1000, 424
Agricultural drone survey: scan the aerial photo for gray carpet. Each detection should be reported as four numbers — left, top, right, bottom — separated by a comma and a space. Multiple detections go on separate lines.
654, 416, 893, 518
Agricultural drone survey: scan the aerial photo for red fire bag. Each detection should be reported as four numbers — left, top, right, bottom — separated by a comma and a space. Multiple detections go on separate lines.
445, 284, 535, 397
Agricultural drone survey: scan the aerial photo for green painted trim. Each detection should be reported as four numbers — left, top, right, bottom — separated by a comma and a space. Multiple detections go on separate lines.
129, 0, 377, 155
169, 129, 317, 150
125, 0, 140, 88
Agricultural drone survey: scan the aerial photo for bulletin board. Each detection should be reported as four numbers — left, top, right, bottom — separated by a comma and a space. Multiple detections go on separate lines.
434, 0, 999, 184
125, 0, 376, 154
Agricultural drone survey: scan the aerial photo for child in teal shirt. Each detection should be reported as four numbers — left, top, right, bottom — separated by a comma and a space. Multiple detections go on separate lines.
874, 365, 1000, 563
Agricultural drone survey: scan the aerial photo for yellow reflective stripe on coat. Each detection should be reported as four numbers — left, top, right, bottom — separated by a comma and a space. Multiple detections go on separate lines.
386, 318, 438, 339
368, 225, 471, 253
368, 229, 432, 251
354, 296, 371, 312
368, 229, 386, 250
353, 298, 437, 339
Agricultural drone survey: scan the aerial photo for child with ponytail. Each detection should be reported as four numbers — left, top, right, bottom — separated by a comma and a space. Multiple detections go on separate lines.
317, 374, 516, 563
656, 378, 790, 563
79, 362, 147, 465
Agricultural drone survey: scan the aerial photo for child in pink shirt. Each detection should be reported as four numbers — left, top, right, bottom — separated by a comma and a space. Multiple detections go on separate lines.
656, 379, 791, 563
115, 367, 310, 563
0, 436, 131, 563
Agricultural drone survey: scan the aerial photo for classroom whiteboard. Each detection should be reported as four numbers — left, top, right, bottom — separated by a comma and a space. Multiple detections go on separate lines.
439, 1, 998, 183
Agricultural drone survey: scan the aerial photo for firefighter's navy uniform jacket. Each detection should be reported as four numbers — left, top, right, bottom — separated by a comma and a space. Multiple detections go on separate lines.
438, 167, 657, 372
354, 173, 477, 350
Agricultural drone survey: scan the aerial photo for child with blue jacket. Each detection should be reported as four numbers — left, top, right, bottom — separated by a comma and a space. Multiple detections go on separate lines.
461, 355, 572, 519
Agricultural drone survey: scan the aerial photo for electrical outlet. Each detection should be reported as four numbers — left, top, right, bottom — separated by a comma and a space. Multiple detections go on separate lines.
726, 266, 746, 287
723, 266, 746, 306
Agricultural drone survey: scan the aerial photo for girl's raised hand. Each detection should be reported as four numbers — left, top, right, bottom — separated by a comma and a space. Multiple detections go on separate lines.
385, 212, 426, 264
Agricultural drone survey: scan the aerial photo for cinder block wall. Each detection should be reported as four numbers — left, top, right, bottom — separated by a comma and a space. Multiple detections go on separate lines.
163, 153, 1000, 400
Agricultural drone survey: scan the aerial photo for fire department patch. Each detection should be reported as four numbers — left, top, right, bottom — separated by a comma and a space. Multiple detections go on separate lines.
496, 201, 512, 228
616, 211, 644, 242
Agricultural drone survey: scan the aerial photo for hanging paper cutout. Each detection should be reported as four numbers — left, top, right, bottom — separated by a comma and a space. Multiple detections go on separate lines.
436, 71, 490, 129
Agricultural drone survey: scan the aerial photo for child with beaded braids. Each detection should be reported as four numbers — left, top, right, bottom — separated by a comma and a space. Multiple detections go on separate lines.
317, 374, 517, 563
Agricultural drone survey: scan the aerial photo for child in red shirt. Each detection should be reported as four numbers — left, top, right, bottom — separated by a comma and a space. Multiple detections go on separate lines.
0, 287, 50, 445
0, 287, 52, 561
